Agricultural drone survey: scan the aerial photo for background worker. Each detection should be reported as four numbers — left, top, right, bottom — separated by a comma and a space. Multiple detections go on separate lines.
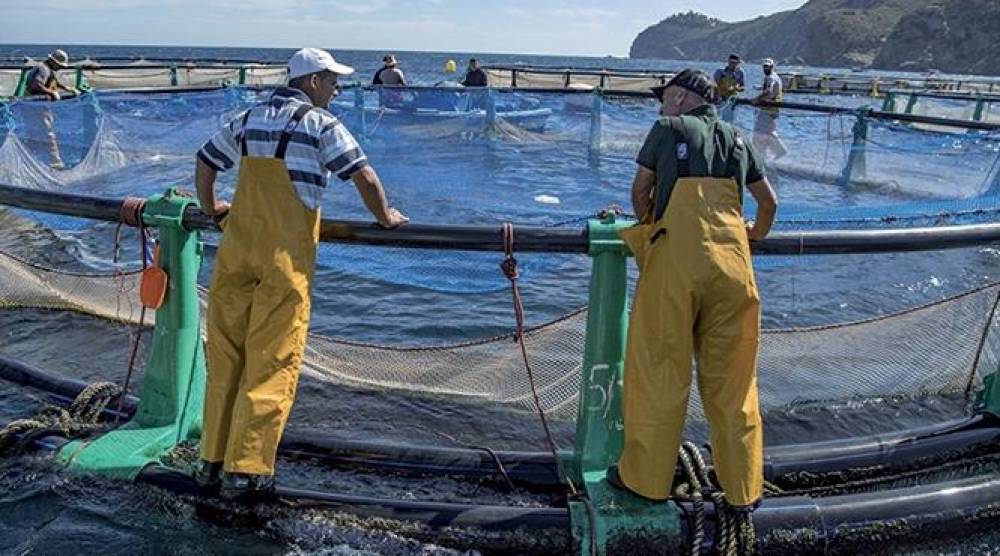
194, 48, 408, 497
714, 53, 746, 122
606, 70, 777, 524
461, 58, 488, 87
754, 58, 788, 159
25, 49, 77, 168
374, 54, 406, 86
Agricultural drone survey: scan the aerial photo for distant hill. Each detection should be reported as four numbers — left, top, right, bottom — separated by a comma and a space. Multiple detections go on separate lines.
629, 0, 1000, 76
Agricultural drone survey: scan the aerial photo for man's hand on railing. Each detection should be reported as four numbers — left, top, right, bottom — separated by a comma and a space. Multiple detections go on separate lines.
202, 200, 230, 217
378, 207, 409, 229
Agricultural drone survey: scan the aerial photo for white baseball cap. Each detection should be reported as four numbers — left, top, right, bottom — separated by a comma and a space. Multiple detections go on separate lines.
288, 48, 354, 80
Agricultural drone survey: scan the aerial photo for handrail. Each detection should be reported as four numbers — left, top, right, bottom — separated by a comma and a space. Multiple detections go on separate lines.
0, 63, 285, 71
0, 184, 589, 253
886, 89, 1000, 102
3, 183, 1000, 255
485, 64, 672, 79
0, 56, 283, 65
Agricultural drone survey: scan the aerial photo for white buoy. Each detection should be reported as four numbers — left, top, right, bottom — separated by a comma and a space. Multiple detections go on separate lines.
534, 194, 560, 204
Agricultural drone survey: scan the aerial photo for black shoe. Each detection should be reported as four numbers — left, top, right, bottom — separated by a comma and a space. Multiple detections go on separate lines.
220, 472, 276, 500
194, 460, 223, 489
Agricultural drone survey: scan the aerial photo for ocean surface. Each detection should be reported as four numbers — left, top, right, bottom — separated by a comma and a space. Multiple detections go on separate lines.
1, 44, 1000, 554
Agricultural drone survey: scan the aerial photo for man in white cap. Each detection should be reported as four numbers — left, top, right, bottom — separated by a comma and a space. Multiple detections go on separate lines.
194, 47, 408, 498
25, 49, 77, 168
753, 58, 787, 160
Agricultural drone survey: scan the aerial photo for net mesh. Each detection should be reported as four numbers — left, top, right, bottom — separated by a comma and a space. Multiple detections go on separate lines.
0, 248, 996, 421
0, 64, 288, 97
484, 67, 669, 92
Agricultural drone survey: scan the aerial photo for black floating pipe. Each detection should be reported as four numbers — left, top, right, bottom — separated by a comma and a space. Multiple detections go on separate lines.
747, 474, 1000, 554
5, 351, 999, 494
6, 182, 1000, 256
137, 465, 572, 555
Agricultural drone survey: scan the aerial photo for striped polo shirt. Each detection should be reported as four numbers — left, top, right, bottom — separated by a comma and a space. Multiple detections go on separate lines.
197, 87, 367, 210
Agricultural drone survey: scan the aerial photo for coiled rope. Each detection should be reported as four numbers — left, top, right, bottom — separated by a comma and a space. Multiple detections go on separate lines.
673, 441, 760, 556
0, 382, 122, 456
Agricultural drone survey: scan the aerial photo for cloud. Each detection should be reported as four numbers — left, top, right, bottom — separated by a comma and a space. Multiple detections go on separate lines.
327, 0, 389, 14
550, 7, 619, 20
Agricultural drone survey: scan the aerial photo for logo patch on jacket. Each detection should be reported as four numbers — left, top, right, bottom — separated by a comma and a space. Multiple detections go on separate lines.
676, 142, 689, 160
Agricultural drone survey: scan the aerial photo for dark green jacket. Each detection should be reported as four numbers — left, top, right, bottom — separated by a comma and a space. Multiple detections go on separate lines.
637, 104, 765, 221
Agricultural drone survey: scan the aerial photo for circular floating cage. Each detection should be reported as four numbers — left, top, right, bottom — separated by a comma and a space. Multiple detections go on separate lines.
2, 81, 1000, 553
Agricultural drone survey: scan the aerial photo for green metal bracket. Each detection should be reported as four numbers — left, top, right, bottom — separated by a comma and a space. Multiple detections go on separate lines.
569, 215, 682, 555
58, 188, 206, 479
14, 67, 29, 97
573, 215, 631, 480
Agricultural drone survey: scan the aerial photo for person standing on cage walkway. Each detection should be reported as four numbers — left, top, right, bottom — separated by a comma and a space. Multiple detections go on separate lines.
193, 48, 408, 497
605, 69, 778, 515
714, 53, 746, 123
753, 58, 788, 160
25, 49, 78, 169
461, 58, 489, 87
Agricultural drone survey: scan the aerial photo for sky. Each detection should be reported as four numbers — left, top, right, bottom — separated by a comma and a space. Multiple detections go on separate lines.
1, 0, 807, 57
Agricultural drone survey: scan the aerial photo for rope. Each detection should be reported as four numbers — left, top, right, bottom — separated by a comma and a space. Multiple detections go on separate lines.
500, 222, 576, 499
0, 382, 121, 456
672, 441, 757, 556
113, 196, 149, 421
471, 445, 516, 491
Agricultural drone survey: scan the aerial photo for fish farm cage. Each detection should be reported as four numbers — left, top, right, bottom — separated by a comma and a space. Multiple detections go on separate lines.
2, 80, 1000, 554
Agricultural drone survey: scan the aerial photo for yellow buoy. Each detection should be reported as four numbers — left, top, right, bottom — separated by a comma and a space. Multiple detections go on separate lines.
444, 59, 457, 73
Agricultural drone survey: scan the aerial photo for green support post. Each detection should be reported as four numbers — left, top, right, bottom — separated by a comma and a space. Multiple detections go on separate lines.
74, 67, 84, 90
904, 93, 919, 115
568, 215, 682, 556
973, 98, 986, 122
13, 67, 29, 97
881, 91, 896, 113
58, 189, 206, 479
170, 65, 178, 87
239, 66, 247, 85
841, 109, 869, 186
978, 371, 1000, 417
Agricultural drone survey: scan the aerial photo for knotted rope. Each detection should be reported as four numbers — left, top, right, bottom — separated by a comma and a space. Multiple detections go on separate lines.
0, 382, 122, 456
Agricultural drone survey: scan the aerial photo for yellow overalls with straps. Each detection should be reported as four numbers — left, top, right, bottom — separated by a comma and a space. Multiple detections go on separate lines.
201, 103, 321, 476
617, 115, 764, 507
